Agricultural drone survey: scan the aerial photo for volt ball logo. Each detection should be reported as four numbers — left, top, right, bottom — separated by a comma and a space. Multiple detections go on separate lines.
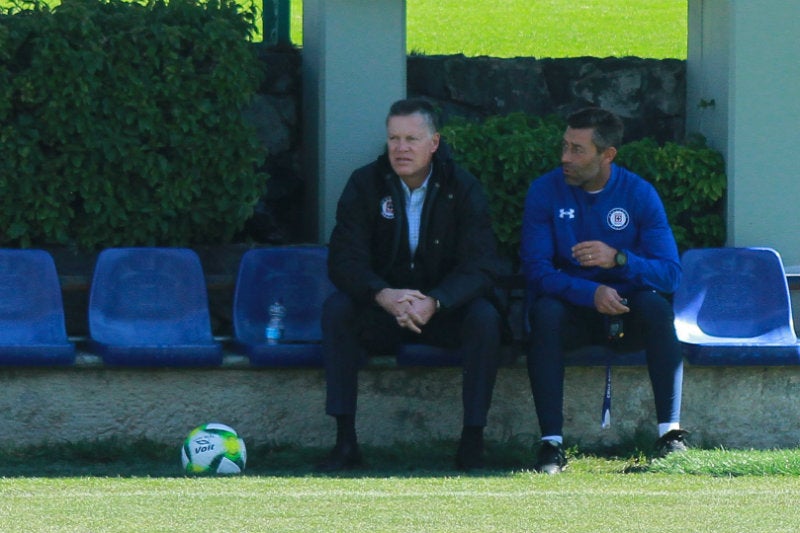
193, 436, 215, 455
181, 423, 247, 475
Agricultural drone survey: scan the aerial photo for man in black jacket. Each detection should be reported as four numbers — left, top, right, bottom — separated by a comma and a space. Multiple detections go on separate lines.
317, 98, 504, 472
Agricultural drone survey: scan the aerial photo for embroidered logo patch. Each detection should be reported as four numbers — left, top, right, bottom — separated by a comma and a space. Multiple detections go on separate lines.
380, 196, 395, 220
607, 208, 629, 230
558, 208, 575, 219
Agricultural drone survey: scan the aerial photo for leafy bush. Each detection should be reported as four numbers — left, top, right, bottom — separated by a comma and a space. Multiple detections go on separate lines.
442, 113, 564, 260
616, 135, 726, 251
0, 0, 266, 250
442, 113, 726, 264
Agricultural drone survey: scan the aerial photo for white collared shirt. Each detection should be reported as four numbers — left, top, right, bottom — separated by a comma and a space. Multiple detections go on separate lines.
399, 168, 432, 256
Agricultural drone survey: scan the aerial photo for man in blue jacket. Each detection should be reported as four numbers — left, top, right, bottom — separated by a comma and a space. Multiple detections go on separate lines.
317, 98, 504, 472
521, 107, 687, 474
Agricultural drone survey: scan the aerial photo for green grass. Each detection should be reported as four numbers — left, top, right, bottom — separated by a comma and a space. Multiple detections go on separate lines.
3, 473, 800, 532
1, 1, 687, 59
289, 0, 687, 59
2, 440, 800, 531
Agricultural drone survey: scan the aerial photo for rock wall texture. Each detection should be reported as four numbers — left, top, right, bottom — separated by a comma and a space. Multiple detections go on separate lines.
407, 54, 685, 144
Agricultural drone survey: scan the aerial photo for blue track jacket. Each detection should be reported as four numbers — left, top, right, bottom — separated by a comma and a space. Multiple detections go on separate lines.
521, 164, 681, 308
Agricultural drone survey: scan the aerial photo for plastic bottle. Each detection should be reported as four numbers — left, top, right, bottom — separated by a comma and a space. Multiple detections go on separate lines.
265, 300, 286, 345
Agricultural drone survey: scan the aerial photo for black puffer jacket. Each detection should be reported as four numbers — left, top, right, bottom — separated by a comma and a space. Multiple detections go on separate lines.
328, 141, 502, 313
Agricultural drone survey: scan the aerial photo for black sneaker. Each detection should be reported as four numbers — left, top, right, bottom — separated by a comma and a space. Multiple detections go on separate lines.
533, 440, 566, 474
654, 429, 689, 458
455, 431, 485, 471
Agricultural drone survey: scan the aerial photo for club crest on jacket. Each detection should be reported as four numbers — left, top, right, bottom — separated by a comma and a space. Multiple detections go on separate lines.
380, 196, 395, 219
607, 208, 629, 230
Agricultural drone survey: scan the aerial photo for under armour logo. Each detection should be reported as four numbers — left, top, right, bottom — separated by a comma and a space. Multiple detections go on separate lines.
558, 208, 575, 219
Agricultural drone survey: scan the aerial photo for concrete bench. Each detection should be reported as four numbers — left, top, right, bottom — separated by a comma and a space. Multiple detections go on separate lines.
4, 342, 800, 453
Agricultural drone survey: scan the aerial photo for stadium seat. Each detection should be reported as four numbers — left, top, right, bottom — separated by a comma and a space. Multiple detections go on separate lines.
674, 247, 800, 365
87, 247, 222, 367
232, 245, 334, 367
562, 345, 646, 366
0, 249, 75, 365
396, 343, 462, 367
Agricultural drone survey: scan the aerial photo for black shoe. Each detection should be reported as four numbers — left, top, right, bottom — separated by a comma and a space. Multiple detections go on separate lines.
533, 440, 566, 474
654, 429, 689, 458
314, 441, 363, 473
455, 432, 485, 471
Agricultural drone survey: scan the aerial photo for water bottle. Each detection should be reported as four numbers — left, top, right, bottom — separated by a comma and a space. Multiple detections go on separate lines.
265, 300, 286, 345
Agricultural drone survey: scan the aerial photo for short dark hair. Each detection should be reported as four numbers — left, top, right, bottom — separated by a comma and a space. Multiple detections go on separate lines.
567, 107, 624, 152
387, 98, 439, 133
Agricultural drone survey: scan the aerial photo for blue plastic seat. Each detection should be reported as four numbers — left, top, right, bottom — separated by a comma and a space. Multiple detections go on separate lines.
232, 246, 334, 367
0, 249, 75, 365
674, 247, 800, 365
87, 248, 222, 367
563, 345, 646, 366
396, 344, 462, 366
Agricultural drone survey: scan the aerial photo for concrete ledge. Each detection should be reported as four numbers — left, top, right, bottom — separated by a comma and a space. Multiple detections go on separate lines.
3, 357, 799, 451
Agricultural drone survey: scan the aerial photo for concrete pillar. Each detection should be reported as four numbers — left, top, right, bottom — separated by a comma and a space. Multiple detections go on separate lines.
302, 0, 407, 243
687, 1, 800, 266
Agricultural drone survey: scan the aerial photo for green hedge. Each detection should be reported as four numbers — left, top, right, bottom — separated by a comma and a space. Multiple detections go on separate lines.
441, 113, 726, 263
0, 0, 266, 250
616, 135, 726, 252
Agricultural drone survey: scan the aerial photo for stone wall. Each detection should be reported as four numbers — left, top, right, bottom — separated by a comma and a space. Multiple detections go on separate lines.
245, 47, 686, 244
407, 54, 685, 145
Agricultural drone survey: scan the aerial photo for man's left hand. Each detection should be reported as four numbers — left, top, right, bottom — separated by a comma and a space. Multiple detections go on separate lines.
572, 240, 616, 269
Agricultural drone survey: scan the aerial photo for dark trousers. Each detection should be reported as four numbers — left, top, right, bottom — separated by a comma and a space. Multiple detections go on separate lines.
527, 290, 683, 437
322, 291, 502, 427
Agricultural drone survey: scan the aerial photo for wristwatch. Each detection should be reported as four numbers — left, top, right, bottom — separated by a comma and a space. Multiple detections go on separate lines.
614, 250, 628, 267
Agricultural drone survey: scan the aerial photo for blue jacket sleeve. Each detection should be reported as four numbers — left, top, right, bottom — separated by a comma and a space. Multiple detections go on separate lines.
520, 176, 601, 308
615, 185, 681, 295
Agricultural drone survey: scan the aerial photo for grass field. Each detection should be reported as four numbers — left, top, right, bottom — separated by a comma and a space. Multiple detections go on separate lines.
289, 0, 688, 59
3, 473, 800, 532
2, 441, 800, 531
0, 1, 688, 59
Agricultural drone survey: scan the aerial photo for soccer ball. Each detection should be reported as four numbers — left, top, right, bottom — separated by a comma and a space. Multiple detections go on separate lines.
181, 423, 247, 475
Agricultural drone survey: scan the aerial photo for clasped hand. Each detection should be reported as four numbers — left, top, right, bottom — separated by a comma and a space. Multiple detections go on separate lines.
375, 288, 436, 334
